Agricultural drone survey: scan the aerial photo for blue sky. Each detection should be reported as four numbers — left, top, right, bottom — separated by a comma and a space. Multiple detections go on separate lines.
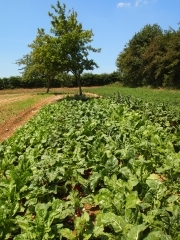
0, 0, 180, 78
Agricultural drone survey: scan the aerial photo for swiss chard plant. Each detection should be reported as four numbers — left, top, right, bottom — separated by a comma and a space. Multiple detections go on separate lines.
0, 96, 180, 239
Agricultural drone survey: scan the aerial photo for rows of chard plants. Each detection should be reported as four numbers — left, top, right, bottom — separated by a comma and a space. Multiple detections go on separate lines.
0, 94, 180, 239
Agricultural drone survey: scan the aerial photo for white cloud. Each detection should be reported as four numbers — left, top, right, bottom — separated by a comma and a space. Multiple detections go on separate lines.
135, 0, 155, 7
117, 2, 131, 8
135, 0, 143, 6
118, 0, 156, 9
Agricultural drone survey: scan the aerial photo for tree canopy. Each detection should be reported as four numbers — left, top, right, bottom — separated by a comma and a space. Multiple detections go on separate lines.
143, 28, 180, 87
116, 24, 163, 87
116, 23, 180, 88
17, 29, 60, 93
17, 1, 100, 94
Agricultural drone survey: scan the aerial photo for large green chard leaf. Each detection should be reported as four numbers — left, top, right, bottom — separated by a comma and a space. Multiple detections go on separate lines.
94, 188, 113, 210
126, 224, 147, 240
126, 191, 141, 209
144, 231, 172, 240
89, 172, 102, 192
96, 212, 131, 234
59, 228, 76, 239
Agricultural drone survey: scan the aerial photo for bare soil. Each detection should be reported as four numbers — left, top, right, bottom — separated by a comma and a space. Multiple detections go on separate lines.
0, 95, 65, 143
0, 92, 100, 143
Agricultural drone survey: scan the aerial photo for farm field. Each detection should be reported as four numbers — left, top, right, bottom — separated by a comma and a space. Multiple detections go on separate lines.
0, 88, 80, 142
1, 85, 180, 128
84, 84, 180, 111
0, 90, 180, 239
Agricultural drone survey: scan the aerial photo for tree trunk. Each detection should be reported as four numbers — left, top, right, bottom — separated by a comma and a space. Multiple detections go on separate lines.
46, 76, 51, 93
76, 74, 82, 96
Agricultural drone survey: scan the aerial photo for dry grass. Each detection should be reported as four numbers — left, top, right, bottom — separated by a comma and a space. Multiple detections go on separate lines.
0, 87, 98, 126
0, 88, 74, 125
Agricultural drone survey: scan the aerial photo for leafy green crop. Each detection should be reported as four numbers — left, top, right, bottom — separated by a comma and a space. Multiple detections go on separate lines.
0, 96, 180, 239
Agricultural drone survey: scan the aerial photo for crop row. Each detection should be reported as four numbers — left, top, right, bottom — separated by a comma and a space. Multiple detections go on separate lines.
0, 96, 180, 239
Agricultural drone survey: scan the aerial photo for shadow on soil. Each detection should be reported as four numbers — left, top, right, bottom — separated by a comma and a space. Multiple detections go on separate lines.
37, 92, 65, 96
57, 94, 100, 102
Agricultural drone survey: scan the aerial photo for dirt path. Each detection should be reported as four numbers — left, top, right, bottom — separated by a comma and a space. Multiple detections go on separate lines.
0, 92, 100, 143
0, 95, 65, 143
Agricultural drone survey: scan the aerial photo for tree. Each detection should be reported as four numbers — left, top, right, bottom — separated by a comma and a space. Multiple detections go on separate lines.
17, 53, 41, 88
143, 27, 180, 88
116, 24, 162, 87
17, 29, 62, 93
48, 1, 101, 95
142, 32, 169, 87
17, 1, 100, 94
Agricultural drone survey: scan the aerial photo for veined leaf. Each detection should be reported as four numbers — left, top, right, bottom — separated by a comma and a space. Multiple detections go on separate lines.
126, 191, 141, 209
144, 231, 172, 240
96, 212, 129, 233
89, 172, 102, 192
126, 224, 147, 240
60, 228, 76, 239
94, 188, 112, 209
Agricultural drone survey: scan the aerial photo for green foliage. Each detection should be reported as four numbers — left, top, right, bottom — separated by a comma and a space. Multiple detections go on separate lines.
143, 29, 180, 88
16, 53, 45, 88
16, 1, 100, 94
0, 76, 22, 89
116, 24, 162, 87
81, 71, 121, 86
48, 1, 101, 95
16, 29, 61, 93
84, 85, 180, 113
0, 72, 120, 89
0, 95, 180, 238
116, 23, 180, 88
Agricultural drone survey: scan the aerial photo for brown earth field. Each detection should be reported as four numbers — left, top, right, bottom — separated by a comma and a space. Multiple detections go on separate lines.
0, 88, 100, 143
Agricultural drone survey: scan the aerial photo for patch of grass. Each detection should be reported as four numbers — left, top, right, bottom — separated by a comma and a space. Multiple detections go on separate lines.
1, 86, 180, 125
0, 88, 78, 125
83, 84, 180, 110
0, 95, 47, 125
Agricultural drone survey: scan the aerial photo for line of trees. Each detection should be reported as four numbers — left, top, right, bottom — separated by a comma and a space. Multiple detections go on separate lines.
0, 72, 120, 90
2, 5, 179, 91
116, 23, 180, 88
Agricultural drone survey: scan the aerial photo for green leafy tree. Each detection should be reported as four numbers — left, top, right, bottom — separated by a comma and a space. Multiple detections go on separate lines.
142, 32, 170, 87
116, 24, 162, 87
17, 29, 61, 93
17, 1, 100, 94
143, 27, 180, 88
0, 77, 8, 89
48, 1, 101, 95
16, 53, 47, 88
164, 29, 180, 87
28, 28, 63, 93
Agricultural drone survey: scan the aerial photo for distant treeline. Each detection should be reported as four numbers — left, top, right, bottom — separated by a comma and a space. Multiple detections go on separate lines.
3, 23, 180, 90
0, 72, 120, 90
116, 24, 180, 88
